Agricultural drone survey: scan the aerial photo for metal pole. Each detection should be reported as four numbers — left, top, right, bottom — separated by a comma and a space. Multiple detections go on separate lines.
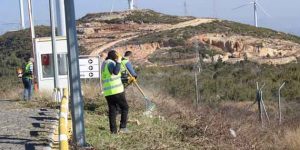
64, 0, 86, 146
278, 82, 285, 125
19, 0, 25, 29
56, 0, 66, 36
194, 72, 199, 105
194, 41, 200, 106
49, 0, 60, 90
260, 94, 270, 124
257, 82, 264, 126
27, 0, 38, 90
259, 83, 266, 126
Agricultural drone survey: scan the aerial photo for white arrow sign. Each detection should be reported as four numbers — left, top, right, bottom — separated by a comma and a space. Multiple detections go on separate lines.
79, 56, 100, 79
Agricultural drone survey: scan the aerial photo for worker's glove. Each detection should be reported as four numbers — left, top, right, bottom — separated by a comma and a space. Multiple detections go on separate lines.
17, 74, 23, 78
116, 52, 122, 63
128, 76, 137, 83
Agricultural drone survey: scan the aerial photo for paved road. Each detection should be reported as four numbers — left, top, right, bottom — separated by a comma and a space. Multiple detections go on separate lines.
0, 99, 58, 150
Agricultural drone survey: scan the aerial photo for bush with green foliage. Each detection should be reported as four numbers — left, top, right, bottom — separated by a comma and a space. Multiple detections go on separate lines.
138, 60, 300, 103
0, 26, 51, 93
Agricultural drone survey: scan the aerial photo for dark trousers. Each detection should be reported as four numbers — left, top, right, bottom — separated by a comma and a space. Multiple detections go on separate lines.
22, 78, 33, 100
105, 92, 129, 133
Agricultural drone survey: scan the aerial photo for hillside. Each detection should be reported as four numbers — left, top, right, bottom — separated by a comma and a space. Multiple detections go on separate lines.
77, 10, 300, 66
1, 9, 300, 149
75, 10, 300, 149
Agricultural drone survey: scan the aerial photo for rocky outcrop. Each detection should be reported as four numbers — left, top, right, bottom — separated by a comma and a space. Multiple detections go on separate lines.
112, 42, 161, 65
189, 33, 300, 65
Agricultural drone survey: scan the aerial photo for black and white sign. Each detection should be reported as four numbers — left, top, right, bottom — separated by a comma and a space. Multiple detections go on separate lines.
79, 56, 100, 79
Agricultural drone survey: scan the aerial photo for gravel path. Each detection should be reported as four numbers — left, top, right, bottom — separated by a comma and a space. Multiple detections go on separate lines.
0, 99, 58, 150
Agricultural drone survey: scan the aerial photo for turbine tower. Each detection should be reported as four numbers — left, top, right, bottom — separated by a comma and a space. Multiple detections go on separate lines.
184, 0, 188, 16
233, 0, 270, 27
128, 0, 134, 10
253, 0, 258, 27
213, 0, 217, 18
19, 0, 25, 29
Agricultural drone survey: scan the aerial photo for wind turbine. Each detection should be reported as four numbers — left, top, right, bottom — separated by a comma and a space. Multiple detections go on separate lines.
110, 0, 135, 12
128, 0, 134, 10
19, 0, 25, 29
233, 0, 270, 27
183, 0, 188, 16
213, 0, 217, 18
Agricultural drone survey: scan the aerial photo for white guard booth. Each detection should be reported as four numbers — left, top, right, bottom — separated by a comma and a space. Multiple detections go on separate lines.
35, 37, 69, 92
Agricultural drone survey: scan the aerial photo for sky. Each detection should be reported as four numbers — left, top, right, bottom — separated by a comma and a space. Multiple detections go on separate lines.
1, 0, 300, 36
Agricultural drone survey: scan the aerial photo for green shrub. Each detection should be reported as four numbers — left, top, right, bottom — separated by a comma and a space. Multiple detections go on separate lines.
138, 61, 300, 103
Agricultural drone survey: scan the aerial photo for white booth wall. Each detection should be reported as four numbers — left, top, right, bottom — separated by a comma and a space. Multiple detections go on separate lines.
35, 37, 69, 92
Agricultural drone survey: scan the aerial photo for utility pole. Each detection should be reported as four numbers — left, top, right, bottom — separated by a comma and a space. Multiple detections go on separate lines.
19, 0, 25, 29
64, 0, 86, 147
49, 0, 60, 95
27, 0, 36, 58
56, 0, 66, 36
27, 0, 38, 91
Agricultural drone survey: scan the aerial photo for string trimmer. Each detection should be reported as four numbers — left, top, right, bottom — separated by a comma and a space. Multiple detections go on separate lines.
119, 56, 156, 113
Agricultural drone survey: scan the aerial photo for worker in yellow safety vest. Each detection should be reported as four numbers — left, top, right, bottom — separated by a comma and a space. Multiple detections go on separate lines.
120, 51, 138, 88
22, 57, 34, 101
101, 50, 131, 134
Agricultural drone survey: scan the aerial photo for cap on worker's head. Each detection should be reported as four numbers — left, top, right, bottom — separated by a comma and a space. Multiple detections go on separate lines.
29, 57, 34, 62
124, 51, 133, 57
107, 50, 118, 60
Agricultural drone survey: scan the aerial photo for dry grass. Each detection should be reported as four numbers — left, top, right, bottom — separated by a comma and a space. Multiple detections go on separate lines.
81, 82, 300, 149
283, 127, 300, 150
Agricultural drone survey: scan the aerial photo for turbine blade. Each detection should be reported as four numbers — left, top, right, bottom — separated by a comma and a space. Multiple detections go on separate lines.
0, 23, 19, 25
232, 3, 253, 10
256, 2, 271, 17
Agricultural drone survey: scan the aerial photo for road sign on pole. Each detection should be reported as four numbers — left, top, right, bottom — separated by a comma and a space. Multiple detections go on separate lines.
64, 0, 86, 147
79, 56, 100, 79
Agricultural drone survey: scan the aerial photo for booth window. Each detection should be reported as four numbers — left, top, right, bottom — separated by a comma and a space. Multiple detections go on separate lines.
41, 53, 68, 78
58, 54, 68, 75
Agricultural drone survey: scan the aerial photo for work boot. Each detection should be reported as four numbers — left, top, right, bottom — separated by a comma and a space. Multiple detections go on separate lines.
119, 128, 132, 134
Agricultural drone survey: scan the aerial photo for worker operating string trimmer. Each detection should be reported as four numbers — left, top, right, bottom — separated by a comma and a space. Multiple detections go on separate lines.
118, 51, 156, 113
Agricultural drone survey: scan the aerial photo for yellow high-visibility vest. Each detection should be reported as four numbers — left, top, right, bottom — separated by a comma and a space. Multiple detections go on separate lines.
101, 59, 124, 96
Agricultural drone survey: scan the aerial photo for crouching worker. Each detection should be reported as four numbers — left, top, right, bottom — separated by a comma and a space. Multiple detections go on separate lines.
101, 50, 131, 134
120, 51, 137, 87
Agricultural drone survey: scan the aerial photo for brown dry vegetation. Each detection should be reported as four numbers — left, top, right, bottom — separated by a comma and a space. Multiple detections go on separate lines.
81, 79, 300, 149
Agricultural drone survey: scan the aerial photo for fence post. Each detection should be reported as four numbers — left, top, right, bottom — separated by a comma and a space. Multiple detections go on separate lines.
278, 82, 285, 125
